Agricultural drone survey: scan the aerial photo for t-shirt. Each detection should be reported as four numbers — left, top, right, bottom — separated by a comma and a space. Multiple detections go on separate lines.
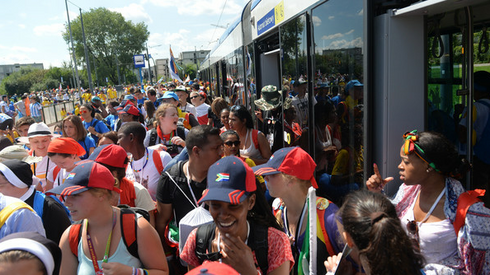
78, 136, 96, 160
83, 119, 109, 144
195, 103, 210, 125
105, 114, 118, 131
14, 100, 26, 116
30, 102, 43, 118
181, 226, 294, 273
126, 148, 172, 200
32, 155, 57, 189
458, 98, 490, 155
207, 108, 223, 128
156, 161, 207, 226
292, 94, 316, 129
181, 103, 197, 117
0, 101, 8, 113
47, 167, 70, 188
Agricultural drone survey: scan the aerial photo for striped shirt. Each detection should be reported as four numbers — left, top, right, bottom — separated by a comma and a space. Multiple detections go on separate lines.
30, 102, 42, 117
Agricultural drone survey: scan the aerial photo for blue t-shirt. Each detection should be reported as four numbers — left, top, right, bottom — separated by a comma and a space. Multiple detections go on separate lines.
105, 114, 118, 131
82, 119, 109, 145
78, 136, 96, 159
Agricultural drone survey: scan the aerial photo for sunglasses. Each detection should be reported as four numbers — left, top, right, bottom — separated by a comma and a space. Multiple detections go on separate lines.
80, 110, 88, 114
224, 141, 240, 147
190, 96, 200, 100
406, 219, 421, 251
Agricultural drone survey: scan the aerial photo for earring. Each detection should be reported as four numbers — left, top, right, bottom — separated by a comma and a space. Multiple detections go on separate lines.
426, 167, 432, 173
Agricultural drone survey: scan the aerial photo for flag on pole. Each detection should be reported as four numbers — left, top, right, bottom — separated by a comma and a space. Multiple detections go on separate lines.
185, 75, 190, 83
169, 46, 183, 83
59, 83, 62, 91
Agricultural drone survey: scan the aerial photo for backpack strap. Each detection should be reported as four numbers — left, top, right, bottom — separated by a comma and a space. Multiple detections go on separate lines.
177, 126, 186, 141
33, 191, 45, 219
68, 221, 83, 257
454, 189, 486, 234
69, 209, 140, 259
252, 129, 259, 150
315, 197, 336, 256
120, 208, 139, 259
248, 221, 269, 275
152, 150, 164, 174
52, 166, 61, 182
195, 222, 217, 263
149, 128, 158, 146
0, 201, 34, 229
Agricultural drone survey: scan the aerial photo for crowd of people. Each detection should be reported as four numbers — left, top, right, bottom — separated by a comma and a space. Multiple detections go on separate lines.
0, 75, 488, 275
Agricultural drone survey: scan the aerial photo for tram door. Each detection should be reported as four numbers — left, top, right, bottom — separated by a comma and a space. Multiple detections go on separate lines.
427, 2, 490, 190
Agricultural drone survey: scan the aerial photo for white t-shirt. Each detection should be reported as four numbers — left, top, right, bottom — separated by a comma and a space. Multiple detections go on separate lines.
33, 155, 57, 189
0, 101, 8, 113
46, 167, 71, 188
181, 103, 197, 117
126, 148, 171, 200
292, 94, 316, 129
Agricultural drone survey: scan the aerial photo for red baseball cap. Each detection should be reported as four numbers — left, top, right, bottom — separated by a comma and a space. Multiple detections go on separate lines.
253, 147, 318, 188
118, 105, 140, 116
185, 261, 239, 275
47, 160, 121, 197
88, 144, 128, 169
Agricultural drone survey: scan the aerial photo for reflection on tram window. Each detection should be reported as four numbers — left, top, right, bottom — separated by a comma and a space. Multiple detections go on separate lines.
312, 0, 364, 204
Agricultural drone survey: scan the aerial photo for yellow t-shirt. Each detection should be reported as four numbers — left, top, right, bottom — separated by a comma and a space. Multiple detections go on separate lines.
82, 92, 92, 103
108, 89, 117, 100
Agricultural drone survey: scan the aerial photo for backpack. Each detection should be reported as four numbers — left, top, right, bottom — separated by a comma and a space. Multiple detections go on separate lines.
0, 201, 34, 228
68, 208, 149, 259
148, 127, 186, 147
195, 221, 269, 275
33, 190, 72, 223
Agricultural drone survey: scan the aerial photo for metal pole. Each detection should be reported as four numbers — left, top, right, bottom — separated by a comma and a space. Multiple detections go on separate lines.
80, 8, 93, 91
93, 56, 99, 88
65, 0, 81, 98
116, 52, 121, 85
146, 43, 152, 84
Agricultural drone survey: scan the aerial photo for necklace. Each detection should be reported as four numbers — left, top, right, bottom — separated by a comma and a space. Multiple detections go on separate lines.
216, 221, 250, 263
130, 148, 149, 173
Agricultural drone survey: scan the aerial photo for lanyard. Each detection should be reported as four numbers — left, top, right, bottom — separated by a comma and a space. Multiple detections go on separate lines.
85, 209, 116, 274
217, 221, 250, 263
283, 199, 308, 253
185, 163, 199, 206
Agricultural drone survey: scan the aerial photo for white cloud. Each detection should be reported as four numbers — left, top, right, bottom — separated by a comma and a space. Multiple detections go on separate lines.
33, 23, 65, 36
312, 16, 321, 27
328, 16, 335, 20
327, 37, 363, 49
322, 33, 343, 40
0, 44, 37, 53
147, 0, 243, 16
322, 30, 355, 40
18, 24, 26, 29
109, 4, 152, 23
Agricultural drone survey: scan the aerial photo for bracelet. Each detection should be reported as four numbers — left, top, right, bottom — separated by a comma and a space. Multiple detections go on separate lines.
132, 267, 137, 275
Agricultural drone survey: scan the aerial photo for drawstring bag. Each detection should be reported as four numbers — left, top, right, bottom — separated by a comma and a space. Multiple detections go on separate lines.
165, 172, 214, 260
178, 205, 213, 256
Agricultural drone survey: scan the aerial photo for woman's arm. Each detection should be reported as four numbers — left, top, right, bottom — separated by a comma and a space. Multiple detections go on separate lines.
59, 226, 79, 275
252, 132, 272, 165
136, 216, 169, 275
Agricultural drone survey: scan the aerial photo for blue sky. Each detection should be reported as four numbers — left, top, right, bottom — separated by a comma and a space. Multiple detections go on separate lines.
0, 0, 247, 68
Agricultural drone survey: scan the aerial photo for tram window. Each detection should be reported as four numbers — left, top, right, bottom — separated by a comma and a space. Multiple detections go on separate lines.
311, 0, 364, 203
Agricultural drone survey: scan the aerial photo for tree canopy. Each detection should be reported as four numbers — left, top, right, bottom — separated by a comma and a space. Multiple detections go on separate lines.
0, 66, 73, 96
63, 7, 149, 86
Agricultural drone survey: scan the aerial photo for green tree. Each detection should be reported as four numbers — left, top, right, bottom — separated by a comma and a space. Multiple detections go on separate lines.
62, 7, 149, 86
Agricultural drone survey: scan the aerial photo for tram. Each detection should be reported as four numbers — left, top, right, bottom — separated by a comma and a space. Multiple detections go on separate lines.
199, 0, 490, 196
